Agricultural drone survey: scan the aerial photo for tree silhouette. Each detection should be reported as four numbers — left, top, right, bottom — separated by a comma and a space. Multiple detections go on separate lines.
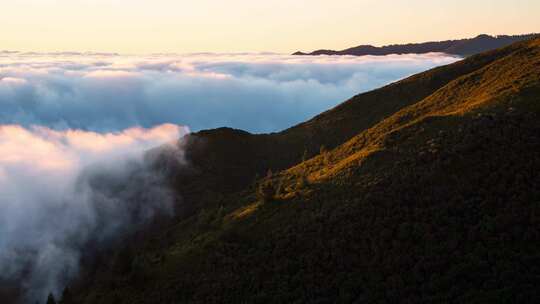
59, 287, 73, 304
257, 179, 275, 203
46, 293, 56, 304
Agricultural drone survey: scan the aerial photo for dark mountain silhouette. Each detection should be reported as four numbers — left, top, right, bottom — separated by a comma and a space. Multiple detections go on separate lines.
23, 37, 540, 303
293, 33, 540, 57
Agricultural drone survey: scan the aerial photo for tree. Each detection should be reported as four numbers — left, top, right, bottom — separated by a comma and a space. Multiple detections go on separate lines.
46, 293, 56, 304
302, 149, 308, 163
59, 287, 73, 304
275, 179, 284, 197
295, 173, 308, 190
320, 145, 330, 166
257, 179, 275, 203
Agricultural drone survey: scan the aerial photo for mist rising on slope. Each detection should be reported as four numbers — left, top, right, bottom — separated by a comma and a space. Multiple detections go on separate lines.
0, 124, 188, 302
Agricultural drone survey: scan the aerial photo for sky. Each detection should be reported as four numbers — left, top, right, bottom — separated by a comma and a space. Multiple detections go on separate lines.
1, 0, 539, 53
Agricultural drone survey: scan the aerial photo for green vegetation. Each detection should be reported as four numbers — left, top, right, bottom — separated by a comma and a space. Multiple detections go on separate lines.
61, 38, 540, 303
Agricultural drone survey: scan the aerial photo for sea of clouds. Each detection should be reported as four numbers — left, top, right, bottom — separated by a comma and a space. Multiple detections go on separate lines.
0, 51, 460, 133
0, 51, 460, 302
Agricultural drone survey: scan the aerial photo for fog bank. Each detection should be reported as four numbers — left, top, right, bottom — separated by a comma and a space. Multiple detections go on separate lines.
0, 124, 188, 302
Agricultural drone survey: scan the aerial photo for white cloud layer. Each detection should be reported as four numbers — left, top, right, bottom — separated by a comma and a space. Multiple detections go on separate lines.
0, 52, 460, 133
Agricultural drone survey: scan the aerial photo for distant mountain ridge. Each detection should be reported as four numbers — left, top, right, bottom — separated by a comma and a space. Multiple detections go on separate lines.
293, 33, 540, 57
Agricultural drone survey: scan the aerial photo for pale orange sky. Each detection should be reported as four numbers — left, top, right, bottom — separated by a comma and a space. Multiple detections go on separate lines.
1, 0, 539, 53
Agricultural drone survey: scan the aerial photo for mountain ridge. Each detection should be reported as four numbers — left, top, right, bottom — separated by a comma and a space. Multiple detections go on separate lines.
293, 33, 540, 57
